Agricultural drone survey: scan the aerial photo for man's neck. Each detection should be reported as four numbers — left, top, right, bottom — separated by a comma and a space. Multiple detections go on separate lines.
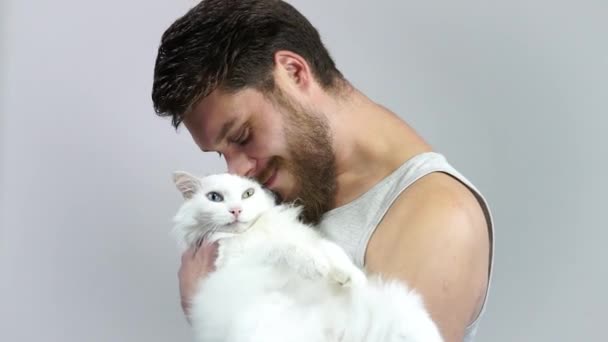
323, 88, 432, 209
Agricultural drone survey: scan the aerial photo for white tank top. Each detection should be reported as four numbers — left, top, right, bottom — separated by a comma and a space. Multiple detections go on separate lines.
318, 152, 495, 341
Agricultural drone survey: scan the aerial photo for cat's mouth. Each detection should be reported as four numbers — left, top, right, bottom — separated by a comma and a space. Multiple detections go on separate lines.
225, 214, 264, 232
227, 218, 253, 228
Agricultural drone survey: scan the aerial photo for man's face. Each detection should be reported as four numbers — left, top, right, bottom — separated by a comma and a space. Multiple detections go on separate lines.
183, 87, 336, 224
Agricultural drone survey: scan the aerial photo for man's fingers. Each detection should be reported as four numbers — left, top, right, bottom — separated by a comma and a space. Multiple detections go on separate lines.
179, 242, 218, 264
199, 241, 219, 270
180, 247, 195, 264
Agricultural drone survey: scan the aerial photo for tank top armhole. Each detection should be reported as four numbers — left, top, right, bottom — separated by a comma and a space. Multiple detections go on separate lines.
436, 170, 495, 330
357, 166, 495, 332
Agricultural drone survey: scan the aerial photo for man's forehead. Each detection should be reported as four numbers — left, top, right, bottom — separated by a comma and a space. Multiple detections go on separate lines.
185, 90, 245, 150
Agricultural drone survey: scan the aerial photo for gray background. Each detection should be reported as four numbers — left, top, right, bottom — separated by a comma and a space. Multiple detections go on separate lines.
1, 0, 606, 341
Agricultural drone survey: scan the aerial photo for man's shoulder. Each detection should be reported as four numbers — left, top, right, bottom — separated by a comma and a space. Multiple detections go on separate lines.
367, 171, 489, 252
365, 170, 489, 259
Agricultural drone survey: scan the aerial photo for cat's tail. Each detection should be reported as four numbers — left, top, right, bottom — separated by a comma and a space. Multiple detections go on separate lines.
342, 275, 444, 342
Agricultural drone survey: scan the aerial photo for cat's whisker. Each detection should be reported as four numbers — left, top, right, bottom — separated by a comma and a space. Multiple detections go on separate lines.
200, 224, 221, 243
192, 235, 205, 255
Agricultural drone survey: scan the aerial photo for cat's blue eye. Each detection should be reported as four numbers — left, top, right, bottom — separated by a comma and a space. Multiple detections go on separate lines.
206, 192, 224, 202
242, 188, 255, 199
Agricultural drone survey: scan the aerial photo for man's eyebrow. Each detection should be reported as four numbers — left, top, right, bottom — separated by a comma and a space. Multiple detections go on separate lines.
214, 119, 237, 145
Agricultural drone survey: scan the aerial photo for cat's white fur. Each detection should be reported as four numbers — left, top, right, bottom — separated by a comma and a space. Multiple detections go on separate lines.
171, 171, 444, 342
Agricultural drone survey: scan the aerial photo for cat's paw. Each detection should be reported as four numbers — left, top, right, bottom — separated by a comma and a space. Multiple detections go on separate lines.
328, 267, 352, 286
329, 265, 366, 287
348, 267, 368, 287
318, 240, 367, 287
214, 244, 227, 269
309, 253, 331, 279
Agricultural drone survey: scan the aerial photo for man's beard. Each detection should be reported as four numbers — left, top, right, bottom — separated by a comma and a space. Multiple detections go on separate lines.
264, 89, 337, 225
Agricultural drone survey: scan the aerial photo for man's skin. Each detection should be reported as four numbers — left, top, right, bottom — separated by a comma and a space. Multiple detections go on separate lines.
176, 50, 491, 341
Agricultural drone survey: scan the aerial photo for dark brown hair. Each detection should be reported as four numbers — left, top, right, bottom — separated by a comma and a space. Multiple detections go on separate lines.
151, 0, 344, 128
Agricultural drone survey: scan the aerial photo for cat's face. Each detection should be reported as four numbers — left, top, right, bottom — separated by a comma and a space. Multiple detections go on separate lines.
173, 172, 277, 237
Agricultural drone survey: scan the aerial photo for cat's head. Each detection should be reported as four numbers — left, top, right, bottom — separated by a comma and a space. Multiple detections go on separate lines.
171, 171, 277, 248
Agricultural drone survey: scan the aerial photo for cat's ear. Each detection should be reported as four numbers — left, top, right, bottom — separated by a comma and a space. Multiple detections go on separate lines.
172, 171, 201, 200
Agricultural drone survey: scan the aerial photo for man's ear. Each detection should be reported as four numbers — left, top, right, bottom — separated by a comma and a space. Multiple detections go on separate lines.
172, 171, 201, 199
273, 50, 313, 91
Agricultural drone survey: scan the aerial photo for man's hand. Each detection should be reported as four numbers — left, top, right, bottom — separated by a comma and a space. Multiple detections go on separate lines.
178, 241, 219, 321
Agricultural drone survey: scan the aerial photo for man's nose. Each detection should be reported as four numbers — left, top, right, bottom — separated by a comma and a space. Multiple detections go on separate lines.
225, 152, 256, 177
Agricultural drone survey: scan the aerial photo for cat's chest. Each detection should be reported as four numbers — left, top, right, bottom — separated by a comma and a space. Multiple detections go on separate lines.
217, 231, 274, 262
215, 218, 308, 267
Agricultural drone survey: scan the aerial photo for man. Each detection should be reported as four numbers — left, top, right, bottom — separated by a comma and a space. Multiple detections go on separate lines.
151, 0, 494, 341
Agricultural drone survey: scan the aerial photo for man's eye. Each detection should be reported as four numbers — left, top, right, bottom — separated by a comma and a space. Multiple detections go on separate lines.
233, 127, 250, 146
238, 136, 250, 146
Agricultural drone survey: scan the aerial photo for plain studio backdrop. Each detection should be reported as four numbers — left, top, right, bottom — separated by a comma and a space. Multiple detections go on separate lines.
1, 0, 606, 341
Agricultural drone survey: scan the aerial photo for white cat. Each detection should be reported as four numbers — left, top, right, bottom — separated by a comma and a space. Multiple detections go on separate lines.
171, 171, 444, 342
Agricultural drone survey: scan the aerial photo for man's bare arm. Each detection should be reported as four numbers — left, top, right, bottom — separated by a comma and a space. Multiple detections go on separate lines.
365, 173, 491, 342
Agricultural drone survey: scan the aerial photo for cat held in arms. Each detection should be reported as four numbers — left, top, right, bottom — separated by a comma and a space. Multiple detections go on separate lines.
171, 171, 443, 342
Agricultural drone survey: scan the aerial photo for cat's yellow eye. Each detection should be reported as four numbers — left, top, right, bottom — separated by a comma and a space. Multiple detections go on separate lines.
242, 188, 255, 199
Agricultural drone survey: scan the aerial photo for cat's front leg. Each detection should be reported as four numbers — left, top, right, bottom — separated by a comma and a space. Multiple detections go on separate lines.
264, 242, 332, 281
213, 237, 240, 270
267, 241, 365, 287
319, 240, 367, 287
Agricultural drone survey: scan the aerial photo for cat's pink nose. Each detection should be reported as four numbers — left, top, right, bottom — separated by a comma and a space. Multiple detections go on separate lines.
229, 208, 242, 217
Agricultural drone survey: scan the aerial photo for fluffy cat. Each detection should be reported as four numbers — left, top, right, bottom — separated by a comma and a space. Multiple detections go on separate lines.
171, 171, 443, 342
